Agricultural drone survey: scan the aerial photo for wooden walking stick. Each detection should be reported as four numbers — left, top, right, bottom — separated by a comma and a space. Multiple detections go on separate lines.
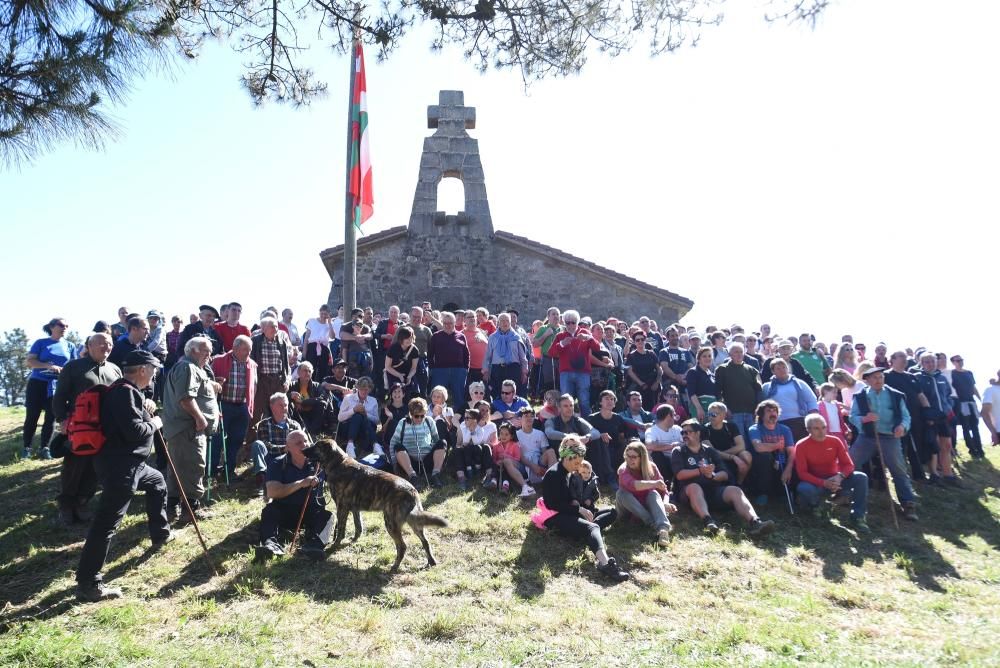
289, 462, 322, 554
873, 430, 900, 529
157, 430, 221, 575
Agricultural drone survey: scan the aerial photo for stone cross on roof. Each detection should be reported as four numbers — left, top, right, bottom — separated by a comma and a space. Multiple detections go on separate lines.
409, 90, 493, 238
427, 90, 476, 134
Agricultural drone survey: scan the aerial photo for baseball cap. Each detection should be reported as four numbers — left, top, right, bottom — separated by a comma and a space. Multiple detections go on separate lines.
124, 349, 162, 368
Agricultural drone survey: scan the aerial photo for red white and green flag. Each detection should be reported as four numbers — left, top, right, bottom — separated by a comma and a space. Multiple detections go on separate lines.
349, 41, 373, 231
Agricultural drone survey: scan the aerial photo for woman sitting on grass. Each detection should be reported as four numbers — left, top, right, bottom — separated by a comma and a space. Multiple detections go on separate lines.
390, 397, 446, 489
616, 440, 674, 548
540, 435, 630, 582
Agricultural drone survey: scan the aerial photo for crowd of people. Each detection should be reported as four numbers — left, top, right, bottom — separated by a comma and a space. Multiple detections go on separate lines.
18, 303, 998, 594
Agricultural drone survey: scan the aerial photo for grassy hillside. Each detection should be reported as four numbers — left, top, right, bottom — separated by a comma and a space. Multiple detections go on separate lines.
1, 406, 998, 667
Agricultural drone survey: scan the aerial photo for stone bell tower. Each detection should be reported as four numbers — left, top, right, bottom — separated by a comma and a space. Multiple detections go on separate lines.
407, 90, 494, 238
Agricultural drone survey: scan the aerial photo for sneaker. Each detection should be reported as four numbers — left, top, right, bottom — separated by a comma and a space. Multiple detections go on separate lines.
901, 502, 919, 522
501, 480, 511, 495
657, 528, 671, 547
21, 447, 31, 459
430, 472, 444, 488
150, 531, 176, 551
76, 582, 123, 602
703, 516, 720, 534
457, 476, 469, 491
754, 494, 769, 506
256, 473, 266, 498
346, 442, 357, 459
373, 444, 386, 458
519, 484, 536, 498
748, 518, 775, 536
39, 447, 52, 460
254, 538, 285, 562
597, 557, 630, 582
297, 537, 326, 561
849, 516, 870, 534
484, 477, 498, 491
926, 474, 942, 486
942, 476, 965, 489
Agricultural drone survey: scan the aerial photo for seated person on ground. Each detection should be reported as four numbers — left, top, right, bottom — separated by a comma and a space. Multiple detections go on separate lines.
518, 406, 555, 485
487, 422, 535, 497
746, 400, 797, 506
616, 440, 675, 547
701, 402, 752, 486
645, 403, 683, 479
671, 419, 775, 536
256, 430, 331, 561
794, 415, 870, 533
540, 435, 629, 582
572, 459, 617, 528
250, 393, 303, 496
336, 376, 380, 458
390, 397, 447, 489
456, 408, 493, 490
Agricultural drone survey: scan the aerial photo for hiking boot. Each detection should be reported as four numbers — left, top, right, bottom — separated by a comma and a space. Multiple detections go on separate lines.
409, 474, 422, 490
703, 516, 720, 534
150, 531, 176, 551
298, 537, 326, 561
254, 538, 285, 562
901, 502, 919, 522
430, 472, 444, 488
849, 516, 870, 534
942, 476, 965, 489
748, 518, 776, 537
39, 446, 52, 460
657, 528, 671, 547
76, 582, 123, 602
597, 557, 630, 582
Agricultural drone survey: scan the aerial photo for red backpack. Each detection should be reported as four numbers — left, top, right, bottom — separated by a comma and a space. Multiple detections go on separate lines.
67, 382, 119, 456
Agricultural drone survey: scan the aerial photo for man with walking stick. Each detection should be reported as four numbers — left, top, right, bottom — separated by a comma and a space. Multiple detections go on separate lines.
254, 430, 330, 561
162, 336, 220, 523
76, 350, 172, 601
849, 368, 919, 522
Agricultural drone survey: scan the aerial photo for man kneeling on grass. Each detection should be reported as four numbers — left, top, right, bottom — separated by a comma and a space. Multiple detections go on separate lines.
794, 415, 870, 533
671, 419, 775, 536
256, 430, 331, 561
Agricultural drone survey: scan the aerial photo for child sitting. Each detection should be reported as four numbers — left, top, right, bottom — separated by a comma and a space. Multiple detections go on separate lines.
488, 422, 535, 497
457, 409, 490, 491
572, 460, 618, 528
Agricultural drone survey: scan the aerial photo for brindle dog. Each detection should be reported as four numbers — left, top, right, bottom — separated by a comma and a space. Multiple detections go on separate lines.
303, 439, 448, 571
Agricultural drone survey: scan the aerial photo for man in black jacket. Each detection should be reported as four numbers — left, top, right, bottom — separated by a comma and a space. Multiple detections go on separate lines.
76, 350, 171, 602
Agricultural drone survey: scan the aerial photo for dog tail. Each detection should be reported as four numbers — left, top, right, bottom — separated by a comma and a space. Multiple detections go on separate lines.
409, 510, 448, 529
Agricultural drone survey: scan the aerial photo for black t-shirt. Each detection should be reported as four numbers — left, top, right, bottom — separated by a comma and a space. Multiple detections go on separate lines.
321, 374, 356, 403
387, 342, 418, 375
701, 422, 740, 452
670, 443, 727, 489
588, 412, 626, 446
627, 350, 659, 384
265, 454, 326, 508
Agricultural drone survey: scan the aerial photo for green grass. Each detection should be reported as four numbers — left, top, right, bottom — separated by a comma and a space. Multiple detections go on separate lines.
1, 405, 1000, 666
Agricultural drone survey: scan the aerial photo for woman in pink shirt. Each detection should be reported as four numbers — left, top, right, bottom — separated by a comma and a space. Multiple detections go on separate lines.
616, 441, 675, 547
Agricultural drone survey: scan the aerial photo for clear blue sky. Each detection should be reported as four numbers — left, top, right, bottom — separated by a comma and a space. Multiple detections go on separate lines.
1, 0, 996, 390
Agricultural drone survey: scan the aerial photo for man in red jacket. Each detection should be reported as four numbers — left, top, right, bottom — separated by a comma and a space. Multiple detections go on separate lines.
794, 414, 869, 533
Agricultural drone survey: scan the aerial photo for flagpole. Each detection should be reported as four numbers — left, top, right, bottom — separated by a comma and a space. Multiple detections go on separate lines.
343, 16, 360, 315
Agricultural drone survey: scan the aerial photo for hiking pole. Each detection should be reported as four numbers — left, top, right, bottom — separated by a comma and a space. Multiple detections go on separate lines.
157, 430, 220, 576
204, 424, 213, 505
783, 482, 795, 515
218, 411, 230, 486
289, 462, 322, 554
873, 431, 900, 530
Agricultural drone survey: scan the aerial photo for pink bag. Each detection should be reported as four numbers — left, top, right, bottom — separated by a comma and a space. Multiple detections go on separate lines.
530, 497, 557, 530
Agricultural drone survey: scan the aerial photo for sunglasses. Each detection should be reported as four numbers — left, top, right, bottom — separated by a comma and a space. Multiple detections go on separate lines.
707, 412, 719, 418
411, 412, 426, 418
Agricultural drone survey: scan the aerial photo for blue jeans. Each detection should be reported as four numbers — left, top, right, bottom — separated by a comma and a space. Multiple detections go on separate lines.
251, 441, 274, 474
429, 367, 468, 408
730, 413, 754, 443
849, 434, 914, 504
797, 472, 869, 518
210, 402, 250, 478
560, 371, 591, 414
343, 413, 377, 448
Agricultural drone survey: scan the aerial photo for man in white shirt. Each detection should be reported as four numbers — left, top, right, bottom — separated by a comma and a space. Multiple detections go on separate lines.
645, 404, 683, 476
330, 305, 345, 358
516, 407, 550, 484
280, 308, 301, 347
